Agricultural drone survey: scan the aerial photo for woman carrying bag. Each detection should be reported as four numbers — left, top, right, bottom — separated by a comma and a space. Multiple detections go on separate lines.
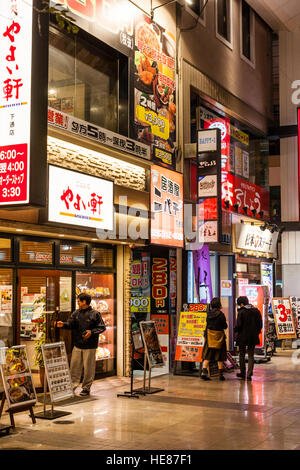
201, 298, 228, 381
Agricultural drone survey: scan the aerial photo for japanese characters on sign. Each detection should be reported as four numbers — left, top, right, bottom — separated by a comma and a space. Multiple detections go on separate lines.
140, 321, 164, 368
151, 257, 169, 315
48, 165, 114, 230
0, 0, 33, 205
197, 129, 221, 244
234, 223, 278, 257
290, 297, 300, 339
42, 342, 74, 403
175, 305, 208, 362
150, 165, 184, 247
48, 107, 150, 160
0, 344, 36, 409
239, 285, 269, 349
151, 314, 169, 374
271, 298, 297, 340
134, 14, 176, 164
130, 252, 151, 316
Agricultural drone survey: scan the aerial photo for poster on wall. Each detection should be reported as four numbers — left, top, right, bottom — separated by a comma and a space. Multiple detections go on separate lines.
290, 297, 300, 339
140, 321, 164, 368
42, 342, 74, 403
175, 304, 208, 362
221, 280, 232, 297
151, 256, 169, 316
192, 245, 213, 304
239, 285, 269, 349
130, 253, 151, 317
0, 285, 12, 327
134, 14, 176, 166
0, 345, 36, 408
271, 298, 297, 340
261, 263, 273, 312
150, 165, 184, 247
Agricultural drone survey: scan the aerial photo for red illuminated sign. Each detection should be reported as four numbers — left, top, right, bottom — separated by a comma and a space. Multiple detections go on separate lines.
0, 143, 28, 204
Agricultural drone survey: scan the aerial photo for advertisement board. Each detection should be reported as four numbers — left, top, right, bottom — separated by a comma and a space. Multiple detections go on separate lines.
48, 165, 114, 231
0, 0, 48, 207
175, 304, 208, 362
234, 223, 278, 257
197, 128, 221, 244
290, 297, 300, 339
271, 298, 297, 340
42, 342, 74, 403
0, 345, 36, 408
151, 314, 169, 374
150, 165, 184, 247
140, 321, 164, 368
239, 285, 269, 349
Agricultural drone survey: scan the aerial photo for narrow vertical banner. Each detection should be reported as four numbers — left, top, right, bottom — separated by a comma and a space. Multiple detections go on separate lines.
0, 0, 33, 204
298, 107, 300, 220
0, 0, 48, 207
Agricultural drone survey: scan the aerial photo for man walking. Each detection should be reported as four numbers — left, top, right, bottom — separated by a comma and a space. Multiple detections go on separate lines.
56, 292, 106, 396
234, 296, 263, 381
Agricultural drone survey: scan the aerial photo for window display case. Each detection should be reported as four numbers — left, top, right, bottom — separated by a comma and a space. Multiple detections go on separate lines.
76, 272, 115, 376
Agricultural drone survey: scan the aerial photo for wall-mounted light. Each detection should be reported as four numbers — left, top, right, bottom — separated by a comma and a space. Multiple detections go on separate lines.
224, 200, 230, 209
242, 206, 248, 215
251, 208, 257, 216
259, 211, 264, 219
233, 203, 239, 212
260, 223, 267, 232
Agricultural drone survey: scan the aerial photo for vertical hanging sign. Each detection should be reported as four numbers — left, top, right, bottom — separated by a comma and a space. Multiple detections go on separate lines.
0, 0, 48, 207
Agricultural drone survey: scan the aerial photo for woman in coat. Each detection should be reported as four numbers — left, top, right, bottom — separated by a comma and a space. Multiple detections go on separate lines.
201, 297, 228, 381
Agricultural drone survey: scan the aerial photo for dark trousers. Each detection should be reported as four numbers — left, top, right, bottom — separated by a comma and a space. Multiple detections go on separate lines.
239, 345, 255, 377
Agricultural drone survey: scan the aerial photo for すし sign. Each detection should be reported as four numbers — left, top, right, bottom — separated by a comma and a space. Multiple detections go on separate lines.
48, 165, 114, 231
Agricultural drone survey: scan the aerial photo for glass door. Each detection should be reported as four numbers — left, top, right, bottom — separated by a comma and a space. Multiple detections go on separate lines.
17, 270, 72, 373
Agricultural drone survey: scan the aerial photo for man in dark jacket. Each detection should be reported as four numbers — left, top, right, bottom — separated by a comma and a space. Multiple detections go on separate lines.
234, 296, 263, 381
56, 292, 106, 396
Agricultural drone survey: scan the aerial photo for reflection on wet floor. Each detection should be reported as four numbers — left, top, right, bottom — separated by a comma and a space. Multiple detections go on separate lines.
0, 349, 300, 450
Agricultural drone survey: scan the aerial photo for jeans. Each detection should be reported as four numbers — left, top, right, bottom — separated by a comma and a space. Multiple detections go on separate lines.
239, 345, 255, 378
70, 346, 96, 391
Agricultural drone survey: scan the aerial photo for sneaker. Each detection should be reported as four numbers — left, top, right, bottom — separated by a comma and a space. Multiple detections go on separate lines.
219, 374, 226, 381
246, 376, 252, 381
79, 389, 90, 396
200, 374, 211, 381
236, 373, 245, 379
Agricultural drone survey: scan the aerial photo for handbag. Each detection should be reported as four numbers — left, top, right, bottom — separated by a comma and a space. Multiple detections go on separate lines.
207, 329, 224, 349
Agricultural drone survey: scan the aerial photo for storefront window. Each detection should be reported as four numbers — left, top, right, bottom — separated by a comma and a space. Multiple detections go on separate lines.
0, 238, 12, 262
0, 269, 13, 347
91, 247, 114, 268
19, 241, 53, 264
76, 273, 115, 375
48, 27, 119, 132
59, 244, 86, 265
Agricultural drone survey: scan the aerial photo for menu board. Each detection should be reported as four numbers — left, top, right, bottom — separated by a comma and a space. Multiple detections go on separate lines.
175, 304, 208, 362
0, 345, 36, 408
42, 342, 73, 403
140, 321, 164, 368
290, 297, 300, 339
271, 298, 297, 340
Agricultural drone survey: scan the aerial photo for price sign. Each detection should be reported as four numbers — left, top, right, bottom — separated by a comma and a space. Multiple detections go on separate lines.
271, 298, 297, 340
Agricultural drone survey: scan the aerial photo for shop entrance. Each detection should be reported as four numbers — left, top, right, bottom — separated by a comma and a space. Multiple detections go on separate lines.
17, 269, 72, 373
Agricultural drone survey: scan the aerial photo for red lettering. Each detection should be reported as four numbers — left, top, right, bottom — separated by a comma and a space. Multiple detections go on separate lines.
152, 258, 167, 272
153, 272, 167, 285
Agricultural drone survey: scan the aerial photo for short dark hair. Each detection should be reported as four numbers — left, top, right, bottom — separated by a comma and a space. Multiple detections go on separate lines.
78, 293, 91, 305
210, 297, 222, 309
237, 296, 248, 306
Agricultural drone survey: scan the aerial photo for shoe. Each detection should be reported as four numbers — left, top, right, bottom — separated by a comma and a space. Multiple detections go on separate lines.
246, 376, 252, 381
200, 368, 211, 381
79, 389, 90, 396
219, 374, 226, 381
236, 373, 245, 379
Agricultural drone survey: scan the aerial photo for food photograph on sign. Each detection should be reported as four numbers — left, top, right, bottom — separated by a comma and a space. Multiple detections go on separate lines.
151, 165, 184, 247
134, 14, 176, 163
48, 165, 114, 231
1, 345, 36, 407
140, 321, 164, 367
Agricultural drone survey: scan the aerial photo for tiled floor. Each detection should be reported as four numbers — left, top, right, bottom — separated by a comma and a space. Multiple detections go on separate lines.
1, 349, 300, 450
